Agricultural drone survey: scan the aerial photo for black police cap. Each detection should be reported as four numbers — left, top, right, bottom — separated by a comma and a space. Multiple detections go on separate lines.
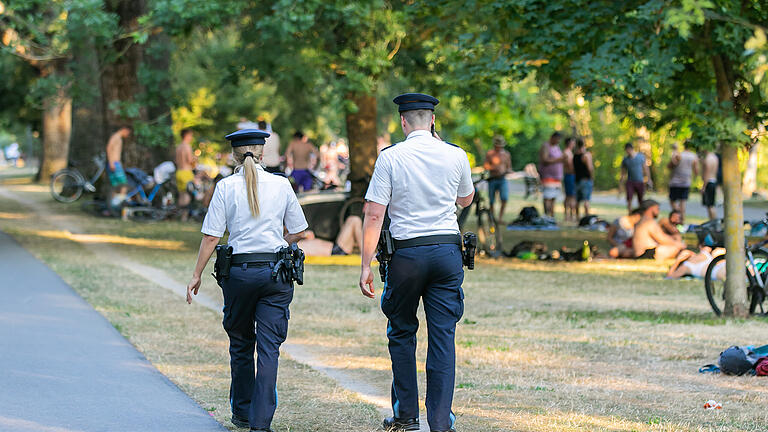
393, 93, 439, 113
224, 129, 270, 147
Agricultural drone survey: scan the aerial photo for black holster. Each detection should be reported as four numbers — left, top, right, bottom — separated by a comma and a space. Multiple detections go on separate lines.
213, 244, 233, 285
271, 243, 305, 285
376, 230, 395, 282
462, 232, 477, 270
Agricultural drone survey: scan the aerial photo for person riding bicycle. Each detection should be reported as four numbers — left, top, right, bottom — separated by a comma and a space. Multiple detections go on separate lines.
186, 129, 308, 431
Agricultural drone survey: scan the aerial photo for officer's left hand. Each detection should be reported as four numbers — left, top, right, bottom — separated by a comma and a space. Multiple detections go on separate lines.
359, 266, 375, 298
186, 275, 201, 304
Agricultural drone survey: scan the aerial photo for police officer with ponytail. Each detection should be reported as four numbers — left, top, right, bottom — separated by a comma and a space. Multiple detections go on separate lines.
186, 129, 308, 432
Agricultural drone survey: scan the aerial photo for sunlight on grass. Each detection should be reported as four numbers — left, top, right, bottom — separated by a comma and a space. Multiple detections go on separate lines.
0, 211, 28, 219
17, 228, 188, 250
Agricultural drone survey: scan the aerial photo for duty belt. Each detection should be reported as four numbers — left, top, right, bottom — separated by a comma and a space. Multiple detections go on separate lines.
393, 234, 461, 250
231, 252, 279, 266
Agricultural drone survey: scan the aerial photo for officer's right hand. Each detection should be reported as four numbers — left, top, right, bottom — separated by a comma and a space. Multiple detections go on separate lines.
186, 275, 201, 304
359, 266, 375, 298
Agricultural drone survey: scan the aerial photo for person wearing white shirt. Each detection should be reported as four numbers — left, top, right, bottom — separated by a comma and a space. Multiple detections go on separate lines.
359, 93, 474, 432
258, 120, 282, 173
186, 129, 307, 431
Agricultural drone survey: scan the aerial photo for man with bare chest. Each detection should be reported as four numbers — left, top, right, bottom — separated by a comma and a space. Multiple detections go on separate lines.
286, 131, 318, 192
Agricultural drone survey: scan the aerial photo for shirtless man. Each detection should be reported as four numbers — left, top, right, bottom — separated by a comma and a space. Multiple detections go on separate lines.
632, 200, 686, 260
175, 129, 197, 220
286, 130, 318, 192
483, 135, 512, 223
106, 126, 132, 211
702, 150, 719, 220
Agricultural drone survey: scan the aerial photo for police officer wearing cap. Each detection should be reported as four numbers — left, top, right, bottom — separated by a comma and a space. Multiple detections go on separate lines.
186, 129, 308, 432
359, 93, 475, 432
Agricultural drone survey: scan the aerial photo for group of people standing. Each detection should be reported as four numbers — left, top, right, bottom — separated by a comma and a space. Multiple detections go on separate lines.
538, 132, 595, 221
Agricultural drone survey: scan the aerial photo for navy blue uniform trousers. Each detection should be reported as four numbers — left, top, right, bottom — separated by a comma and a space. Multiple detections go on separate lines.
221, 264, 292, 430
381, 243, 465, 431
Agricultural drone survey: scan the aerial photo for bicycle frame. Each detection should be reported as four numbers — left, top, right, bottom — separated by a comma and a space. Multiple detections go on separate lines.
126, 181, 165, 206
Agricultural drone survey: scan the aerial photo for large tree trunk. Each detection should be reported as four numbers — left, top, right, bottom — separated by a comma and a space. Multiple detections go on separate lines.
70, 36, 108, 168
143, 32, 174, 162
713, 53, 748, 317
100, 0, 151, 171
346, 92, 378, 199
743, 143, 758, 198
38, 62, 72, 182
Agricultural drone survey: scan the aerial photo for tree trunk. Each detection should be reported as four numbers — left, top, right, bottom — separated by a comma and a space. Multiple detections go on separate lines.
743, 143, 758, 198
38, 62, 72, 182
70, 36, 108, 168
346, 92, 378, 199
100, 0, 151, 171
143, 31, 174, 162
713, 52, 748, 317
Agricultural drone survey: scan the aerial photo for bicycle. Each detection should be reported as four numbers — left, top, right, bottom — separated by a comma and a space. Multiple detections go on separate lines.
50, 154, 106, 203
701, 216, 768, 316
458, 175, 503, 257
121, 168, 176, 222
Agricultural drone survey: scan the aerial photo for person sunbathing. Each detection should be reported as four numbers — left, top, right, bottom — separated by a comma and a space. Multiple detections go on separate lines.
607, 208, 643, 258
632, 200, 686, 260
298, 215, 363, 256
666, 246, 724, 279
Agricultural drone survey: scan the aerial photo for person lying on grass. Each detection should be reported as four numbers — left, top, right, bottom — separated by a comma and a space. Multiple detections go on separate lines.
632, 199, 686, 260
297, 215, 362, 256
607, 208, 643, 258
666, 245, 724, 279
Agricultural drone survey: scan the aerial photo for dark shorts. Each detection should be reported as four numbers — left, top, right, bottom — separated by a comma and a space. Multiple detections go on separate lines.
290, 169, 313, 192
563, 174, 576, 197
669, 186, 690, 201
626, 181, 644, 203
331, 243, 348, 255
576, 179, 593, 202
703, 182, 717, 207
637, 248, 656, 259
487, 177, 509, 205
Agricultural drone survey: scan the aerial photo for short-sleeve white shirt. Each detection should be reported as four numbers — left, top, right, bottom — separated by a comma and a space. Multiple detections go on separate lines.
201, 165, 308, 254
365, 130, 474, 240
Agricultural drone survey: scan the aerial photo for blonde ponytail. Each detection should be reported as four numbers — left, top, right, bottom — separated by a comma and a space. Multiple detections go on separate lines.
233, 145, 264, 217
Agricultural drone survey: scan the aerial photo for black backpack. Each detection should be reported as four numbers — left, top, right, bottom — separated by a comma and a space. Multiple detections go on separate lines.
517, 206, 540, 223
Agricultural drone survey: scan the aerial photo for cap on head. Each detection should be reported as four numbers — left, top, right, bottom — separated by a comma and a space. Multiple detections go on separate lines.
225, 129, 270, 147
393, 93, 439, 113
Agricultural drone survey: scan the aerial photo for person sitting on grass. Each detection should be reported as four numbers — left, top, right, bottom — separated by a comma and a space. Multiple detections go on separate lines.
666, 245, 725, 279
632, 199, 686, 260
659, 209, 683, 242
298, 215, 363, 256
607, 208, 643, 258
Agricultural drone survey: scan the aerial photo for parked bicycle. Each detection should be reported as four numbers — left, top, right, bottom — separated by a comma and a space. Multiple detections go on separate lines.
50, 154, 106, 203
458, 174, 503, 257
120, 168, 177, 222
701, 216, 768, 316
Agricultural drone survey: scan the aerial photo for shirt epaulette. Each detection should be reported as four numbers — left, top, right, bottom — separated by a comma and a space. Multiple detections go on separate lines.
444, 141, 460, 148
380, 144, 397, 152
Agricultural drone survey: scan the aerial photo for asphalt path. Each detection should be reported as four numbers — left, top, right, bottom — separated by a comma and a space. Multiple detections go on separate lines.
0, 231, 226, 432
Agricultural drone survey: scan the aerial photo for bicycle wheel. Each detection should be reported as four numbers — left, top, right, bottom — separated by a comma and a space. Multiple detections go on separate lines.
126, 206, 166, 222
704, 254, 755, 316
477, 209, 502, 257
51, 170, 84, 203
749, 250, 768, 315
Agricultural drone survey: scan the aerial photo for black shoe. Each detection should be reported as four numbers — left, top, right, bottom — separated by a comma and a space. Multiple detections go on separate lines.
431, 429, 456, 432
231, 414, 249, 428
383, 417, 420, 431
250, 429, 274, 432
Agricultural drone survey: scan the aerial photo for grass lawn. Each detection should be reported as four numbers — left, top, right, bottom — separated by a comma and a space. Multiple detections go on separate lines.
2, 172, 768, 431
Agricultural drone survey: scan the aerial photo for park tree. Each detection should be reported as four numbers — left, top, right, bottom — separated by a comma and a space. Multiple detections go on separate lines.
241, 0, 405, 198
428, 0, 768, 317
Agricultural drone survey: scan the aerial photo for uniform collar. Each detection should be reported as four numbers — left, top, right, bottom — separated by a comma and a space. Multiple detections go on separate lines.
406, 130, 431, 140
234, 164, 265, 175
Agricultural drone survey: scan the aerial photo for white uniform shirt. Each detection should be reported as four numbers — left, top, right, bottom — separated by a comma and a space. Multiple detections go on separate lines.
365, 130, 474, 240
201, 165, 308, 253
